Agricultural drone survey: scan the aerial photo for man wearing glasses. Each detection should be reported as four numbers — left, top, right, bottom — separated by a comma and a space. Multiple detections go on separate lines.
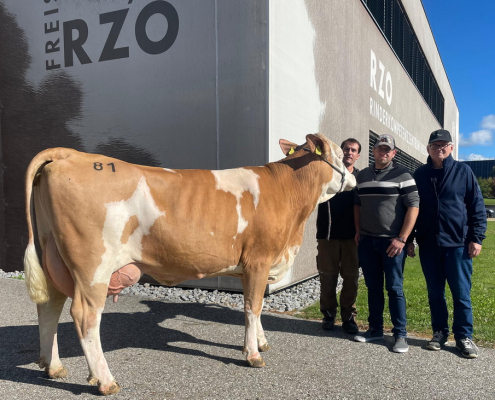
353, 134, 419, 353
407, 129, 486, 358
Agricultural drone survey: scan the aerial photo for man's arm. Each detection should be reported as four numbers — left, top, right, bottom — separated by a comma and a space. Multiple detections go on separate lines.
386, 206, 419, 257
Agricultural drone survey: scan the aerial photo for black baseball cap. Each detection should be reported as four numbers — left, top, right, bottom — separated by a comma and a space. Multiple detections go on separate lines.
429, 129, 452, 144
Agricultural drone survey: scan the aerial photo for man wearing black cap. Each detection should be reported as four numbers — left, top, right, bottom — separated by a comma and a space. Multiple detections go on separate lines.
407, 129, 486, 358
353, 134, 419, 353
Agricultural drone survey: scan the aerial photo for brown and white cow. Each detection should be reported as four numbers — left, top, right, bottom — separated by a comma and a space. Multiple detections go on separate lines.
24, 133, 355, 395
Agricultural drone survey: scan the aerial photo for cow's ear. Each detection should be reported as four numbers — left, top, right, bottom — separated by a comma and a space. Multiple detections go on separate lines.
306, 134, 330, 158
279, 139, 299, 156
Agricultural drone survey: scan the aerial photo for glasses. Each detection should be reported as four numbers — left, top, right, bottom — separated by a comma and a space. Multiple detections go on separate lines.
429, 142, 452, 151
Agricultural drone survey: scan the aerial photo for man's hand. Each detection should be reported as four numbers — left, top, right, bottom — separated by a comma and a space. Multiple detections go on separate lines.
468, 242, 482, 258
386, 238, 405, 257
406, 243, 416, 258
354, 232, 360, 246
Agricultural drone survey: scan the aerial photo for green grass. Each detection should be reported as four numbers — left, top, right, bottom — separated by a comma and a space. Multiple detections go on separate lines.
299, 221, 495, 348
484, 198, 495, 206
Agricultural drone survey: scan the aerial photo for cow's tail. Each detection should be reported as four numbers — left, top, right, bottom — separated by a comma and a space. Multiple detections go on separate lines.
24, 148, 72, 304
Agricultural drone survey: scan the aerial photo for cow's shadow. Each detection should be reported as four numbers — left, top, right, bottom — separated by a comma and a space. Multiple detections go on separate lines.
0, 298, 323, 395
1, 297, 429, 395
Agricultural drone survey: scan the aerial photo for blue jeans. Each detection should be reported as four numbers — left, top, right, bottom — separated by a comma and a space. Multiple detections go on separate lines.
419, 244, 473, 340
358, 235, 407, 338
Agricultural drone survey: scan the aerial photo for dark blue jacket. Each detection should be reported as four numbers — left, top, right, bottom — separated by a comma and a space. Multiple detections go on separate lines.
411, 154, 486, 247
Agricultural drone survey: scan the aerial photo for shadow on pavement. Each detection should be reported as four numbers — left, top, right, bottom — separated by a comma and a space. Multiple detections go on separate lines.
1, 296, 446, 395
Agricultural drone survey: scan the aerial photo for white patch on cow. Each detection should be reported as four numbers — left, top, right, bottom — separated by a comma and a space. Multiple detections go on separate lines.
244, 309, 260, 359
204, 264, 243, 279
163, 168, 182, 177
80, 307, 115, 386
256, 307, 268, 348
91, 176, 165, 286
210, 232, 214, 236
268, 245, 300, 283
211, 168, 260, 236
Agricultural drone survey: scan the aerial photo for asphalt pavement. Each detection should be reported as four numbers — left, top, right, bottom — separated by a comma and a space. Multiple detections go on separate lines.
1, 277, 494, 400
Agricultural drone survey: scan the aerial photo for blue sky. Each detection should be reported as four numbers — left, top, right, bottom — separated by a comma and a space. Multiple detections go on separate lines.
422, 0, 495, 160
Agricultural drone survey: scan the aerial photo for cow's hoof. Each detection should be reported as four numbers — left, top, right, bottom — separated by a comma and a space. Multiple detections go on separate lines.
259, 343, 270, 352
46, 366, 68, 379
99, 381, 121, 396
87, 375, 99, 386
247, 357, 265, 368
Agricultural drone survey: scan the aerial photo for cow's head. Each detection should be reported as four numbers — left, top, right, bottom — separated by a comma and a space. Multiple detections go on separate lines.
279, 133, 356, 203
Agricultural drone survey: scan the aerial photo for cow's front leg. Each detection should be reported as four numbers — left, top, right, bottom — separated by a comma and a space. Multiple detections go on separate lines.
71, 286, 120, 395
242, 266, 271, 368
37, 284, 68, 378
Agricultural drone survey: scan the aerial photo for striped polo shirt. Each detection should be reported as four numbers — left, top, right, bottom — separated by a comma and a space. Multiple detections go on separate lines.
354, 162, 419, 238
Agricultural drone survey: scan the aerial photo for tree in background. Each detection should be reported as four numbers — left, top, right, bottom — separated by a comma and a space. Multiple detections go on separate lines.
477, 177, 494, 198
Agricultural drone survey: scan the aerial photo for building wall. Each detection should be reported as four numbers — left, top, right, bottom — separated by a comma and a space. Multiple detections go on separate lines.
0, 0, 267, 271
462, 160, 495, 179
267, 0, 459, 288
0, 0, 458, 292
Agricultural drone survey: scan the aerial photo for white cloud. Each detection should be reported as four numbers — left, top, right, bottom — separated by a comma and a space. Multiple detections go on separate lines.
459, 129, 492, 147
467, 153, 488, 161
481, 114, 495, 130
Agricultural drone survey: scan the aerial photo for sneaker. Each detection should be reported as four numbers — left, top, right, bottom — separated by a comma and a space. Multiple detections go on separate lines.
321, 315, 335, 331
456, 338, 479, 359
393, 337, 409, 353
342, 318, 359, 335
354, 328, 384, 343
426, 331, 448, 350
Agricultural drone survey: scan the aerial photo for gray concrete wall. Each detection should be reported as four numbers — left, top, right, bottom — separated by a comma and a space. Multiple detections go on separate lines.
0, 0, 267, 271
267, 0, 459, 288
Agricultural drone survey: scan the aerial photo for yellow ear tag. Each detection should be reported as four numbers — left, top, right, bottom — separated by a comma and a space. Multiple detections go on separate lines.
316, 145, 322, 156
289, 147, 295, 155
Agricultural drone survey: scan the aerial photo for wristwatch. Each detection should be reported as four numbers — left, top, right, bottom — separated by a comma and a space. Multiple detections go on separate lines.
396, 237, 405, 243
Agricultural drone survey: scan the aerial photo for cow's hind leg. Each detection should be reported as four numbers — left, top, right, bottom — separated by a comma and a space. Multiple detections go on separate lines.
37, 284, 68, 378
70, 285, 120, 395
257, 302, 270, 352
242, 266, 271, 368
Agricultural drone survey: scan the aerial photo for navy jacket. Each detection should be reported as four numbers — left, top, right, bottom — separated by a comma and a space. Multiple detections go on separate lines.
411, 154, 486, 247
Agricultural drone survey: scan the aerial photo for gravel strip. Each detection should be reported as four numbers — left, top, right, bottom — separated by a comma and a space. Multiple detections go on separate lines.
0, 269, 337, 312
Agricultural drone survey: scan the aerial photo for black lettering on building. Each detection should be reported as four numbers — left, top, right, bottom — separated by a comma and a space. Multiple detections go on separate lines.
135, 1, 179, 55
63, 19, 92, 67
99, 9, 130, 62
45, 39, 60, 54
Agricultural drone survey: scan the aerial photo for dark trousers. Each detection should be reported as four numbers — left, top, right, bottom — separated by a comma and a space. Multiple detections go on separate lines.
419, 244, 473, 340
317, 238, 359, 321
358, 235, 407, 338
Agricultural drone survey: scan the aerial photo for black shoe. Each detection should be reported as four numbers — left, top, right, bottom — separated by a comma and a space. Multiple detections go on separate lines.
322, 315, 335, 331
342, 318, 359, 334
426, 331, 448, 350
456, 338, 479, 359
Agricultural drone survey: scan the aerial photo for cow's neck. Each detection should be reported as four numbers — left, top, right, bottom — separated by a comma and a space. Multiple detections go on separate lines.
266, 161, 322, 213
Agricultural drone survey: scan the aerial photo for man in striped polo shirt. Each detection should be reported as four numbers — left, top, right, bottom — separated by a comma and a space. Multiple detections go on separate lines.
353, 134, 419, 353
